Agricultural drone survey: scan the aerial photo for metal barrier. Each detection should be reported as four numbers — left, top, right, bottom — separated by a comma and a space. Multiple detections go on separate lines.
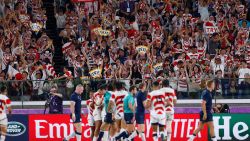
1, 77, 250, 104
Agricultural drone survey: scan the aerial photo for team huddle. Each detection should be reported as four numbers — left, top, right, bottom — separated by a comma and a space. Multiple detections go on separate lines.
64, 79, 217, 141
64, 80, 177, 141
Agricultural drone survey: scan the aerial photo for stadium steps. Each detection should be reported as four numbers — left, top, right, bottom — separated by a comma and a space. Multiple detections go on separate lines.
43, 0, 65, 75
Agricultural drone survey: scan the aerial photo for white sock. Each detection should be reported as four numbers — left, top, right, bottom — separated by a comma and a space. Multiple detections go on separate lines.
139, 132, 146, 141
110, 136, 116, 141
76, 133, 81, 141
93, 136, 98, 141
103, 131, 109, 141
66, 132, 75, 140
0, 135, 5, 141
167, 132, 171, 141
128, 130, 138, 140
188, 134, 196, 141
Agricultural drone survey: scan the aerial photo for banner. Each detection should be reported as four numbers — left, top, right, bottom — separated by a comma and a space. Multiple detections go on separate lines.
93, 27, 111, 36
4, 114, 250, 141
153, 63, 163, 73
6, 115, 29, 141
89, 68, 102, 78
28, 114, 207, 141
213, 113, 250, 141
205, 26, 219, 34
136, 45, 148, 54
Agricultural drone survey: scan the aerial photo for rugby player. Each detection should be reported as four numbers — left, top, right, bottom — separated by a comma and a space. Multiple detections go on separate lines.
64, 84, 84, 141
97, 83, 117, 141
110, 82, 128, 140
188, 80, 217, 141
135, 83, 147, 141
123, 85, 138, 140
93, 85, 106, 141
0, 86, 11, 141
161, 79, 177, 141
145, 81, 167, 141
86, 91, 95, 139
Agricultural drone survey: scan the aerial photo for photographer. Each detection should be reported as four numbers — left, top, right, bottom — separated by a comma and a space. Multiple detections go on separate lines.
46, 85, 63, 114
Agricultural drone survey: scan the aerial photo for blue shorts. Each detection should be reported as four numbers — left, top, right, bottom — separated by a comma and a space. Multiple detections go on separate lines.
135, 113, 145, 124
199, 111, 213, 123
124, 113, 134, 124
104, 113, 114, 124
70, 114, 81, 123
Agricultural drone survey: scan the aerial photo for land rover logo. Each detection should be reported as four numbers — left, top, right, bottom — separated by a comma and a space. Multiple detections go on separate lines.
6, 122, 26, 136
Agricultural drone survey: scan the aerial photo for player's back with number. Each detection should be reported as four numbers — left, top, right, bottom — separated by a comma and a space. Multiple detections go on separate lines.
147, 89, 166, 116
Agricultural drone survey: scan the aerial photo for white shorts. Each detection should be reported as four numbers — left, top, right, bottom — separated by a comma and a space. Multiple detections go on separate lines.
87, 115, 94, 126
115, 112, 124, 120
93, 108, 102, 121
0, 118, 8, 126
166, 113, 174, 121
150, 114, 166, 126
101, 109, 106, 122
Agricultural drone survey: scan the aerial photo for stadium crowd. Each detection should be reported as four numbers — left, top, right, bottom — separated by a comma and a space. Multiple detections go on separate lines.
0, 0, 250, 100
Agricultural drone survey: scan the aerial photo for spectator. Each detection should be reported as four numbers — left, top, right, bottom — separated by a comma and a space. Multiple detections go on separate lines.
0, 0, 249, 101
31, 65, 47, 100
207, 33, 221, 57
55, 7, 67, 30
119, 0, 136, 19
21, 71, 33, 101
237, 61, 250, 85
48, 85, 63, 114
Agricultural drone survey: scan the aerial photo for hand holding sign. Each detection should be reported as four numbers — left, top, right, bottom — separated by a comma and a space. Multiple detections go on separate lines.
136, 45, 148, 54
89, 68, 102, 78
92, 27, 111, 36
205, 26, 219, 34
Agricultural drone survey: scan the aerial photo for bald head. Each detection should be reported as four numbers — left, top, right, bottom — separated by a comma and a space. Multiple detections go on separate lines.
75, 84, 84, 94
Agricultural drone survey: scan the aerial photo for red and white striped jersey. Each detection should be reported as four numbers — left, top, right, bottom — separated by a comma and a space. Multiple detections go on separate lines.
181, 38, 193, 51
197, 46, 206, 57
178, 76, 188, 92
62, 42, 73, 54
110, 90, 128, 114
44, 64, 57, 78
0, 94, 11, 120
64, 71, 72, 78
161, 87, 176, 114
147, 90, 166, 115
86, 99, 94, 116
186, 52, 201, 60
93, 92, 104, 108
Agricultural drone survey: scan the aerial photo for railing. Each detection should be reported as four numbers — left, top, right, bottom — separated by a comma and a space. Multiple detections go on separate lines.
1, 78, 250, 103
